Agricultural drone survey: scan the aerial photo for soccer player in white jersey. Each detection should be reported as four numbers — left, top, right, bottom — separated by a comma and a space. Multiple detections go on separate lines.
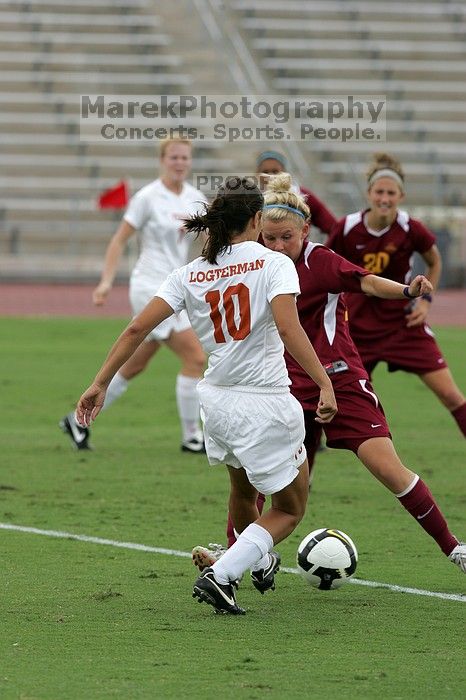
61, 138, 207, 453
75, 177, 337, 614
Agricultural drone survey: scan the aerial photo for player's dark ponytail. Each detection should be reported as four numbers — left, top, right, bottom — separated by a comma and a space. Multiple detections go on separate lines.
184, 177, 263, 264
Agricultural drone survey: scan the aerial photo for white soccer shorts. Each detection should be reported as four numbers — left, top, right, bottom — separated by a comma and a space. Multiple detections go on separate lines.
197, 381, 307, 495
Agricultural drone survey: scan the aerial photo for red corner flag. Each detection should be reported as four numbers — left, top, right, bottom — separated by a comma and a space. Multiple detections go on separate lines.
97, 180, 129, 209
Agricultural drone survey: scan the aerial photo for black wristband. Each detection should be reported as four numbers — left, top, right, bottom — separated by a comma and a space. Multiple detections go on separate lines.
422, 293, 433, 303
403, 286, 417, 299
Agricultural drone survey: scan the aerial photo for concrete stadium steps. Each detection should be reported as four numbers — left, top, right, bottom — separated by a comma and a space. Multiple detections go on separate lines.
2, 135, 248, 169
0, 0, 255, 280
319, 161, 466, 182
307, 147, 466, 208
1, 223, 122, 258
1, 217, 122, 257
228, 0, 466, 209
231, 0, 466, 19
1, 152, 234, 176
0, 252, 123, 280
239, 17, 463, 39
0, 52, 182, 71
0, 135, 233, 166
0, 70, 191, 92
0, 40, 170, 58
0, 29, 171, 49
0, 176, 149, 196
2, 0, 464, 276
263, 58, 466, 79
0, 0, 148, 9
271, 77, 466, 99
308, 140, 466, 161
2, 199, 121, 218
252, 37, 466, 60
0, 0, 199, 272
0, 10, 161, 30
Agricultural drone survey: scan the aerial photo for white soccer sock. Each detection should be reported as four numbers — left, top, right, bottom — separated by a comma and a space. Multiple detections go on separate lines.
175, 374, 202, 442
212, 523, 273, 584
231, 527, 271, 570
102, 372, 129, 411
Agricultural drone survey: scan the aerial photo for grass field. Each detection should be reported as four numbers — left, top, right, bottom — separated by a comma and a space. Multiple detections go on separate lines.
1, 317, 465, 700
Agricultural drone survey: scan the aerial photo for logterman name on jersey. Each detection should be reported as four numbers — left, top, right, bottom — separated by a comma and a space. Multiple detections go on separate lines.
189, 258, 265, 283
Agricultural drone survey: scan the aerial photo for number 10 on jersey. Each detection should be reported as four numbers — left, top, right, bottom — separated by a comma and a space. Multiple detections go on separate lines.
205, 284, 251, 342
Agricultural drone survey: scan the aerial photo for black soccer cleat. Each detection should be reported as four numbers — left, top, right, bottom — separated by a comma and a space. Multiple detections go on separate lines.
250, 551, 281, 594
181, 436, 206, 454
59, 412, 91, 450
192, 567, 245, 615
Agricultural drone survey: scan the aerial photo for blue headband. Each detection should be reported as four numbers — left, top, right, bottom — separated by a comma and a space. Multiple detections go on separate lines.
257, 150, 287, 169
263, 204, 306, 219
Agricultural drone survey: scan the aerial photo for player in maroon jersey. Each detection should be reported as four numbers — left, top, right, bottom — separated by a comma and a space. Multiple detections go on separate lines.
255, 150, 336, 237
256, 150, 335, 459
326, 152, 466, 438
192, 173, 466, 576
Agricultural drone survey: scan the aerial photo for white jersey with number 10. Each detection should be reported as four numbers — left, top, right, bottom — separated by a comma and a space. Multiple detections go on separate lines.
156, 240, 300, 387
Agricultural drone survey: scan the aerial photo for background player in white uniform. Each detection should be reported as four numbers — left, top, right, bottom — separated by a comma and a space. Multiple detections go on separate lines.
74, 177, 337, 615
61, 138, 207, 453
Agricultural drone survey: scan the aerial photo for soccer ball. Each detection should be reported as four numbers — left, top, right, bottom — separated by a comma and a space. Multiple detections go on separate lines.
297, 528, 358, 590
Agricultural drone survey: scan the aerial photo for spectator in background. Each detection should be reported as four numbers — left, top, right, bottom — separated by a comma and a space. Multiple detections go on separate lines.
60, 138, 207, 453
255, 150, 337, 237
326, 152, 466, 438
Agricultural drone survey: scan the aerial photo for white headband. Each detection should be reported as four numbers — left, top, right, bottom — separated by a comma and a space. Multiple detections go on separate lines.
368, 168, 404, 190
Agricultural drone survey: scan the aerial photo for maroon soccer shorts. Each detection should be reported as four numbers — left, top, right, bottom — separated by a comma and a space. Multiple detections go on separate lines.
301, 378, 391, 455
355, 323, 447, 377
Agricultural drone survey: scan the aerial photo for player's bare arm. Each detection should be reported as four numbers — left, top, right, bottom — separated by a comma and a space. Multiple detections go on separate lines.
93, 220, 136, 306
360, 273, 433, 301
76, 297, 174, 426
270, 294, 337, 423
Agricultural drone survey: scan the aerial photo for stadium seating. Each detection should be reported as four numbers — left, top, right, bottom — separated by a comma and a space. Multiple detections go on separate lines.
230, 0, 466, 213
0, 0, 237, 279
1, 0, 465, 282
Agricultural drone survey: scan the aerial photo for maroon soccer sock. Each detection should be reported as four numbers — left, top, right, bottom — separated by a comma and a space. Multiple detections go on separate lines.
226, 493, 266, 548
451, 402, 466, 437
397, 476, 458, 555
226, 512, 236, 548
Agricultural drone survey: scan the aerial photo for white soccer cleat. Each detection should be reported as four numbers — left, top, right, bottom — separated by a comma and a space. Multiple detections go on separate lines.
192, 543, 226, 572
181, 435, 206, 453
448, 542, 466, 573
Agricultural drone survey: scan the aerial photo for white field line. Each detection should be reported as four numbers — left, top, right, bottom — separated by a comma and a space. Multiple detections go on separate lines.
1, 522, 465, 604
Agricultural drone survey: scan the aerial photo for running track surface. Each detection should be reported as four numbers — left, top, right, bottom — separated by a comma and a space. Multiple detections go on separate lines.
0, 284, 465, 326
